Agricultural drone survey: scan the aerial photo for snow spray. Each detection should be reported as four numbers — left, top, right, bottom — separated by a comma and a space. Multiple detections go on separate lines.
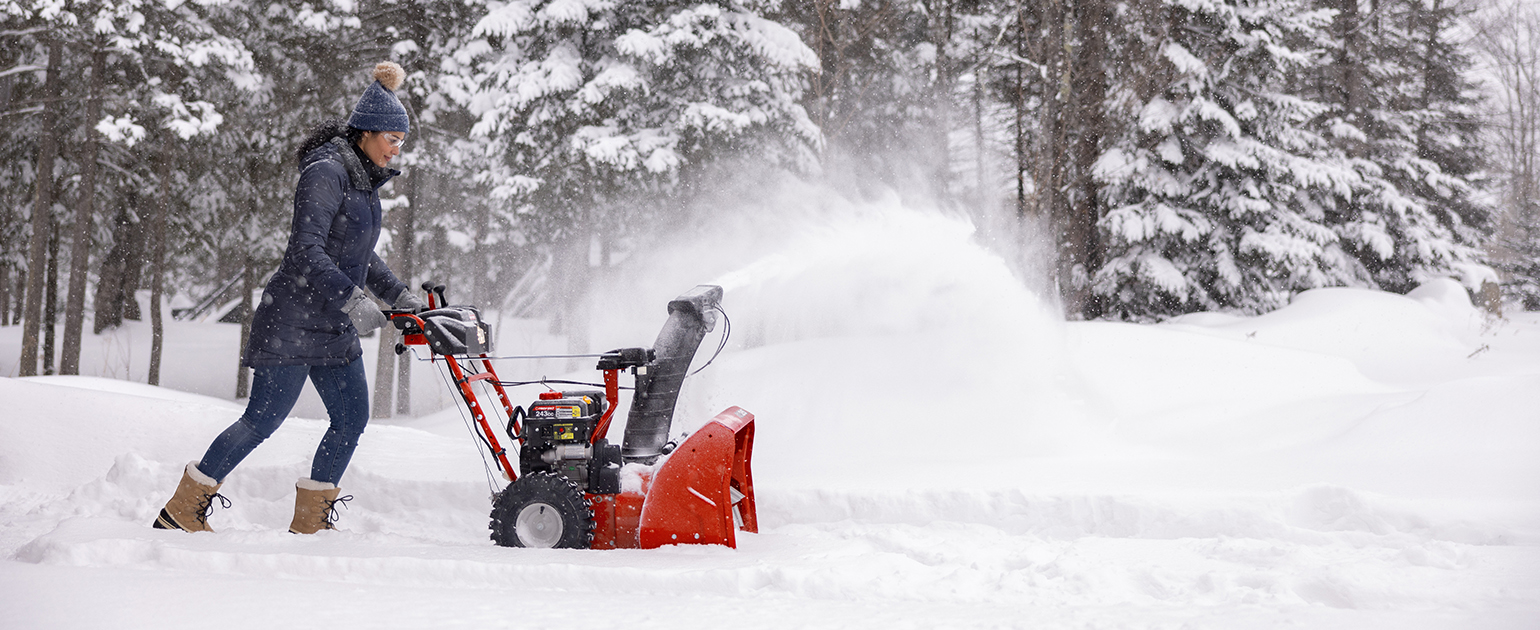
588, 182, 1095, 488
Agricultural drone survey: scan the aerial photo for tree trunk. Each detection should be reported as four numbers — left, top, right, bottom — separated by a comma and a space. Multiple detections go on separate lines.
93, 199, 142, 334
1063, 0, 1110, 319
0, 265, 10, 327
43, 221, 59, 375
1336, 0, 1366, 157
18, 39, 63, 377
91, 211, 125, 335
550, 232, 591, 372
974, 64, 987, 205
395, 160, 420, 416
60, 47, 109, 375
1034, 0, 1072, 313
8, 266, 21, 327
1035, 0, 1070, 228
1416, 0, 1440, 156
149, 139, 172, 386
374, 153, 421, 417
927, 0, 957, 195
1014, 0, 1031, 217
122, 191, 143, 322
373, 171, 409, 418
235, 255, 255, 398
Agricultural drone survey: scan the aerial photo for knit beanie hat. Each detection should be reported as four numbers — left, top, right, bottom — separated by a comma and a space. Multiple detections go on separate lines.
347, 62, 410, 133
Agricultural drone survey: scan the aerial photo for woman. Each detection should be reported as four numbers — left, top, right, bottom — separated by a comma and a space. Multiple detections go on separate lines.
153, 62, 426, 535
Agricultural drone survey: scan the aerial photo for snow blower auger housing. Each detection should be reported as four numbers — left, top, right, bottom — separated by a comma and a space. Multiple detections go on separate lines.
386, 283, 756, 551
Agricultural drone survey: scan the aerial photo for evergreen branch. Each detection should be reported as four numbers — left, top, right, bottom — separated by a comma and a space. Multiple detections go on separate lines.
0, 27, 49, 38
0, 105, 44, 118
0, 65, 43, 79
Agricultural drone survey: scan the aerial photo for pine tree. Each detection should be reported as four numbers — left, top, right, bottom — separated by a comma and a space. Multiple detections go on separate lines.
1093, 0, 1368, 319
468, 0, 818, 232
462, 0, 819, 332
1309, 0, 1493, 294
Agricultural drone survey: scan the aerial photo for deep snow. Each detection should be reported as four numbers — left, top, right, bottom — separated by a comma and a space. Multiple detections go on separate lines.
2, 198, 1539, 629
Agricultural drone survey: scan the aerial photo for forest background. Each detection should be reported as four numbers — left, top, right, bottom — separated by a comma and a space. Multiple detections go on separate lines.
3, 0, 1540, 413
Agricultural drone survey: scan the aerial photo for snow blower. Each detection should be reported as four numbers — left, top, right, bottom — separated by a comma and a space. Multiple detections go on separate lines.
385, 284, 756, 550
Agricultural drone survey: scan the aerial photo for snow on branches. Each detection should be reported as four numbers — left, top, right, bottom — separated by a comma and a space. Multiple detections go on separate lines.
460, 0, 819, 241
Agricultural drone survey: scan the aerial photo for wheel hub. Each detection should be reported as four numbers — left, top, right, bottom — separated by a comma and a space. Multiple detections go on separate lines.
514, 502, 564, 548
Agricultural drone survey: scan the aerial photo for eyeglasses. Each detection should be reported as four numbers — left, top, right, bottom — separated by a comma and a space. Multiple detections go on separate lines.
379, 133, 406, 148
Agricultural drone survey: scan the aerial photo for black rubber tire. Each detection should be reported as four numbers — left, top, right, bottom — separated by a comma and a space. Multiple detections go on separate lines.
489, 471, 594, 549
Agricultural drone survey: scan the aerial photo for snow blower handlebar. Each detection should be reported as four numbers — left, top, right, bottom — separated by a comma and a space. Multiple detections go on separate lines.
385, 288, 517, 482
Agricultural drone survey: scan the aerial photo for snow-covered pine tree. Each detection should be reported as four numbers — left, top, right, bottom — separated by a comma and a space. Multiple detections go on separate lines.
463, 0, 819, 248
1093, 0, 1368, 319
1308, 0, 1493, 294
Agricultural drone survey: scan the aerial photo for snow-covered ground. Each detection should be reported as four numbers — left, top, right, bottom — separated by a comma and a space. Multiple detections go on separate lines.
2, 200, 1538, 629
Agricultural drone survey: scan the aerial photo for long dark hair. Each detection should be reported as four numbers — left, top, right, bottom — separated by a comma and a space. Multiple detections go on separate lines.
296, 118, 365, 164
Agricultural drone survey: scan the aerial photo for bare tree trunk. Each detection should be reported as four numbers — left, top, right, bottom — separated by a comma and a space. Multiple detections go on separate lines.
0, 265, 10, 327
974, 64, 987, 205
43, 220, 59, 375
1035, 0, 1070, 228
396, 164, 419, 416
13, 269, 23, 327
1062, 0, 1110, 319
1014, 0, 1031, 217
372, 287, 400, 419
1034, 0, 1073, 313
374, 157, 421, 417
926, 0, 958, 195
93, 199, 142, 334
92, 210, 126, 335
60, 47, 109, 375
149, 141, 171, 386
550, 233, 591, 371
7, 266, 20, 327
19, 39, 63, 377
235, 255, 255, 398
122, 191, 143, 322
373, 171, 408, 418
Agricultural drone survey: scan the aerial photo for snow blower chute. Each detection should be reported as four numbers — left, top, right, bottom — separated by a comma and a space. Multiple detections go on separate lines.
385, 284, 756, 550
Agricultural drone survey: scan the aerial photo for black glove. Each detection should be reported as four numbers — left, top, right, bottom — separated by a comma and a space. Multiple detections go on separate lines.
342, 287, 387, 333
393, 290, 427, 313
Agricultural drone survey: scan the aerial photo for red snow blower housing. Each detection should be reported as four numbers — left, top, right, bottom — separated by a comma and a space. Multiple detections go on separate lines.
386, 284, 756, 550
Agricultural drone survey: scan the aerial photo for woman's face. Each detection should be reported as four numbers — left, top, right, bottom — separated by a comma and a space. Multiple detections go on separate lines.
358, 130, 405, 168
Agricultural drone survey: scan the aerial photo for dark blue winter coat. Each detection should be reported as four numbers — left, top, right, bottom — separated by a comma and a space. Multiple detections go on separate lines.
244, 136, 409, 367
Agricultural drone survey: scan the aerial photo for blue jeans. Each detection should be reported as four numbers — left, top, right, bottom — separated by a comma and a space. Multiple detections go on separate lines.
198, 358, 370, 486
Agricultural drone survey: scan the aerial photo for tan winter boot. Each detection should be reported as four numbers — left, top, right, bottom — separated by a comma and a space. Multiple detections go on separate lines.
152, 462, 227, 533
289, 478, 351, 534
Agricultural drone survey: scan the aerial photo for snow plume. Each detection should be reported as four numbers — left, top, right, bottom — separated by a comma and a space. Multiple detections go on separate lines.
588, 181, 1092, 480
592, 180, 1060, 346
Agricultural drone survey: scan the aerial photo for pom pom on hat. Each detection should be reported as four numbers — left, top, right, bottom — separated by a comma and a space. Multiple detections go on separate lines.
373, 62, 404, 92
348, 61, 410, 133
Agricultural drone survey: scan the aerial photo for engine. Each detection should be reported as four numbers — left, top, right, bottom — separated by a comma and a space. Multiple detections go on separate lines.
518, 391, 622, 494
